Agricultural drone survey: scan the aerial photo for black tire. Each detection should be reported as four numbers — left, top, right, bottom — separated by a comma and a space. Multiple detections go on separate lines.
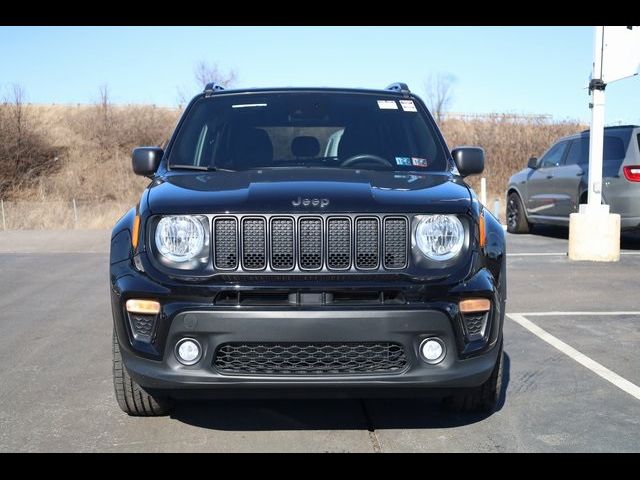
112, 329, 172, 416
443, 341, 504, 414
506, 192, 530, 234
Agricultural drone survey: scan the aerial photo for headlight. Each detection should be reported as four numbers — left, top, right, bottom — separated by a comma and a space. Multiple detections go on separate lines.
414, 215, 465, 261
155, 215, 209, 264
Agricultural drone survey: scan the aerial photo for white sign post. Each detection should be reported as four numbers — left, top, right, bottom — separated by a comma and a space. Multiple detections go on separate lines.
568, 26, 640, 262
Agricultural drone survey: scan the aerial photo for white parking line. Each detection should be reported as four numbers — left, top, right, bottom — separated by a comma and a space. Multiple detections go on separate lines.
508, 253, 567, 257
516, 311, 640, 317
508, 252, 640, 257
507, 313, 640, 401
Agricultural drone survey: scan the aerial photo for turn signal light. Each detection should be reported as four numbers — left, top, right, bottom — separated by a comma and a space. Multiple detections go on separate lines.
479, 213, 486, 248
623, 166, 640, 182
459, 298, 491, 313
131, 214, 141, 249
125, 299, 161, 315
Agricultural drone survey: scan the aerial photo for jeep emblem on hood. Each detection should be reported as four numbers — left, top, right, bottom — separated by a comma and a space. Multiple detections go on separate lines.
292, 196, 330, 208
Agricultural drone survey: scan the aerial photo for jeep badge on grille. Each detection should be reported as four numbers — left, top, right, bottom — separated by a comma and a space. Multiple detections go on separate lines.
292, 197, 330, 208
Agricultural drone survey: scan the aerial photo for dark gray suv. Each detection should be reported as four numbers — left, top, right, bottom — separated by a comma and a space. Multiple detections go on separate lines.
506, 125, 640, 233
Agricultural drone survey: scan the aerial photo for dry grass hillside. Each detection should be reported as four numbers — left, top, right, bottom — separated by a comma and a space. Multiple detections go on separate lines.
439, 114, 585, 206
0, 104, 585, 229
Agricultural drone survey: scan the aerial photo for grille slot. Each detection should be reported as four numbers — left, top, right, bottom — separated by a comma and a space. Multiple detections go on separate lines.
213, 218, 238, 270
214, 342, 408, 375
270, 218, 295, 270
242, 218, 266, 270
327, 217, 351, 270
384, 217, 408, 269
299, 218, 323, 270
355, 217, 380, 269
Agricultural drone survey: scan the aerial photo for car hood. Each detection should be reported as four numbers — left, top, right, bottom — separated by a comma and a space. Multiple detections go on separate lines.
147, 168, 472, 214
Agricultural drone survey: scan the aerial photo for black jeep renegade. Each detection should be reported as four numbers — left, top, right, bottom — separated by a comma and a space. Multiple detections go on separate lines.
110, 83, 506, 416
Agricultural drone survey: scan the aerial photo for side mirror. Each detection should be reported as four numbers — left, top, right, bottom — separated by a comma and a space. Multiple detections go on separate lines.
527, 156, 538, 169
451, 146, 484, 177
132, 147, 163, 177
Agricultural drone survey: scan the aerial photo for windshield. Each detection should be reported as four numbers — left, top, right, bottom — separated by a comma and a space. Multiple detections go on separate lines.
168, 92, 449, 172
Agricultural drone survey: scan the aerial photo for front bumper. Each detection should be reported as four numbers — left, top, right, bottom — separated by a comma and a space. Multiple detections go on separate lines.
111, 246, 504, 397
116, 306, 501, 395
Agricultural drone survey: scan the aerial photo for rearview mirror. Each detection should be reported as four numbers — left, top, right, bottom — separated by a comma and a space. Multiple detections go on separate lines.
451, 146, 484, 177
527, 157, 538, 169
132, 147, 163, 177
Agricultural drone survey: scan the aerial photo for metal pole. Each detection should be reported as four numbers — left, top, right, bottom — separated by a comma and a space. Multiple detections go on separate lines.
72, 198, 78, 228
493, 199, 501, 220
587, 26, 605, 208
1, 199, 5, 231
480, 177, 487, 206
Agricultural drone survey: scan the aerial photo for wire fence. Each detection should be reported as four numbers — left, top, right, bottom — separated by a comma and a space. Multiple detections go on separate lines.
0, 200, 132, 230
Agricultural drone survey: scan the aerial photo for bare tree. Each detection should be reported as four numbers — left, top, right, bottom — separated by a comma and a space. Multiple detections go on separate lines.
176, 61, 238, 107
94, 84, 115, 150
9, 84, 26, 172
0, 84, 57, 195
424, 73, 457, 123
193, 60, 237, 89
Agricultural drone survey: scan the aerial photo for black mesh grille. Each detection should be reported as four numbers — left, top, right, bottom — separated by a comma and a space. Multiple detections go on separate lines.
214, 218, 238, 269
213, 214, 408, 272
270, 218, 294, 270
242, 218, 266, 270
327, 218, 351, 270
128, 313, 156, 342
355, 218, 379, 269
299, 218, 322, 270
463, 313, 488, 341
384, 218, 408, 269
214, 342, 407, 375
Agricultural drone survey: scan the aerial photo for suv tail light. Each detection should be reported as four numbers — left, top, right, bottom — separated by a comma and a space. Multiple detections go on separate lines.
623, 165, 640, 182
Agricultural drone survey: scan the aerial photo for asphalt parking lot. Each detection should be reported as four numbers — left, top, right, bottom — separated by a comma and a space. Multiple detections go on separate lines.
1, 227, 639, 452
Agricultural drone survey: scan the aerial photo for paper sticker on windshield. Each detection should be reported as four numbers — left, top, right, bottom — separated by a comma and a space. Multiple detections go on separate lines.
377, 100, 398, 110
395, 157, 412, 166
411, 157, 430, 167
400, 100, 417, 112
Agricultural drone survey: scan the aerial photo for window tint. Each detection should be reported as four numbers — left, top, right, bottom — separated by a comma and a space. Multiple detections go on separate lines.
540, 141, 568, 168
603, 136, 625, 160
565, 135, 628, 174
565, 138, 589, 165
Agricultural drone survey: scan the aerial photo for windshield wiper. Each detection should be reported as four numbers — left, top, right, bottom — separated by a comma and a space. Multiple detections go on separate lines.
169, 164, 235, 172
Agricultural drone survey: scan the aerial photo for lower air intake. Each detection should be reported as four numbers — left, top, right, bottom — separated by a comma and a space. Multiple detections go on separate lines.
214, 342, 407, 375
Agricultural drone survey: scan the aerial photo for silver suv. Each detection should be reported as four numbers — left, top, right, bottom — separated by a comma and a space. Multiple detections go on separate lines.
506, 125, 640, 233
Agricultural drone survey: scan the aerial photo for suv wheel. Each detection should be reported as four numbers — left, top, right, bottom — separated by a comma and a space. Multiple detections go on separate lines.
443, 341, 504, 413
112, 329, 172, 416
506, 192, 530, 234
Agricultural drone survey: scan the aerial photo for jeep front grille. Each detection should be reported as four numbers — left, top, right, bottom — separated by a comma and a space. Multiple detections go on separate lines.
213, 218, 238, 270
355, 217, 380, 269
383, 217, 408, 269
299, 217, 323, 270
270, 218, 295, 270
211, 214, 409, 272
214, 342, 408, 376
327, 217, 351, 269
242, 218, 266, 270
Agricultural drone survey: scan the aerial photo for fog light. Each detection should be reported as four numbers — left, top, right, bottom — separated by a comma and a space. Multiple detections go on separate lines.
420, 338, 445, 364
175, 338, 201, 365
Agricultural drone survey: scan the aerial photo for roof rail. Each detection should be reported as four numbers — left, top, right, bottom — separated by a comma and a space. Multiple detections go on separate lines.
203, 82, 225, 96
385, 82, 411, 96
580, 124, 640, 134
